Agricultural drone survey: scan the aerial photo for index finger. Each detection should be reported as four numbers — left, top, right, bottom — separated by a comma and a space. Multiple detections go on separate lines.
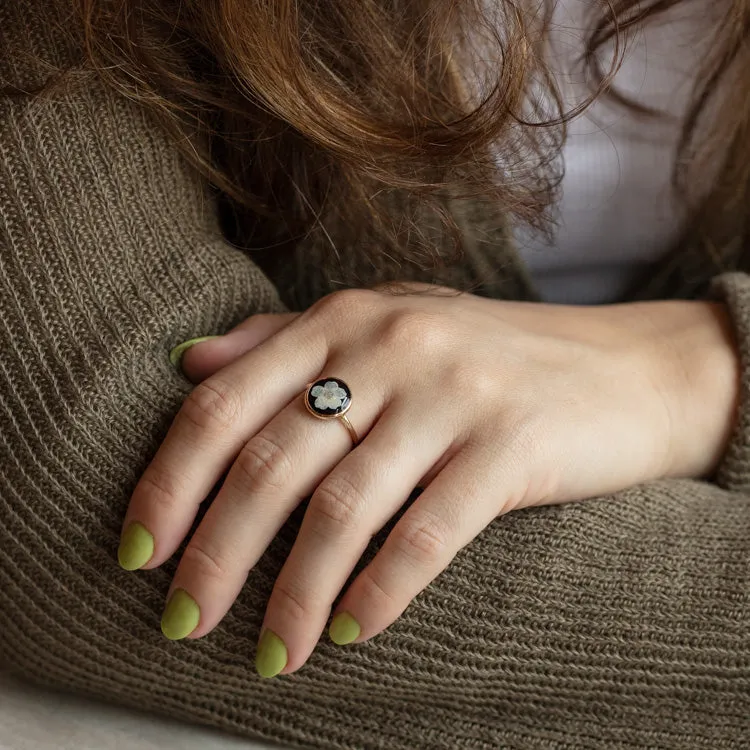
116, 315, 328, 572
177, 313, 300, 384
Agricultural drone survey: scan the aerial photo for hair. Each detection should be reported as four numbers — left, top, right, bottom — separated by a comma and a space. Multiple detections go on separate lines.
23, 1, 750, 285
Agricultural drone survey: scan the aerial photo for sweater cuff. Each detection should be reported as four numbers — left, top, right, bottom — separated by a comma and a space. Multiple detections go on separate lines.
707, 271, 750, 490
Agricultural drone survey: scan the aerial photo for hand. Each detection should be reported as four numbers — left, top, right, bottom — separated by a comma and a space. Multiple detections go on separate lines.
118, 284, 739, 677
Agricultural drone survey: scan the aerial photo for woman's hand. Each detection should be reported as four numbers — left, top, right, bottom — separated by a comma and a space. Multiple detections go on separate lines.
117, 283, 739, 677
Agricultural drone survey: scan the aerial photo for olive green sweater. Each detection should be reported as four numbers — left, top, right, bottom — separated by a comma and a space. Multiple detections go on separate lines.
1, 2, 749, 749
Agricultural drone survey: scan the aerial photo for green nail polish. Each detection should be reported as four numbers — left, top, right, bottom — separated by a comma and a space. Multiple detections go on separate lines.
161, 589, 201, 641
117, 522, 154, 571
255, 629, 288, 678
329, 612, 361, 645
169, 336, 221, 370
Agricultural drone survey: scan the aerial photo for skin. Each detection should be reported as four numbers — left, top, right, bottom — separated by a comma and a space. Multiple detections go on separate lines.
120, 283, 740, 675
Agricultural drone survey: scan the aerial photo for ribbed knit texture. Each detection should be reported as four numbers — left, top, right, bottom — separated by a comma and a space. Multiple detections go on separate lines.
1, 3, 749, 749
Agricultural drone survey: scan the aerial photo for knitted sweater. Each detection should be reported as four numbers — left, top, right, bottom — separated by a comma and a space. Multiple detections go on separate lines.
1, 3, 749, 749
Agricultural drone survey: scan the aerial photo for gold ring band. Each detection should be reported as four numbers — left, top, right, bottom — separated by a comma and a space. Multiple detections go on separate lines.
338, 414, 359, 445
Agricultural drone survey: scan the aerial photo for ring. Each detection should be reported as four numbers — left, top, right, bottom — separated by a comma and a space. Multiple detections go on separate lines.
303, 378, 359, 446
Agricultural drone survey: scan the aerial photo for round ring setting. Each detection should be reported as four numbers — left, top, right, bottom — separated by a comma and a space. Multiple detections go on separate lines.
303, 378, 358, 444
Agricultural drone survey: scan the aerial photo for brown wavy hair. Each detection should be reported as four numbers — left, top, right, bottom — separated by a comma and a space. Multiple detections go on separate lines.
33, 1, 750, 285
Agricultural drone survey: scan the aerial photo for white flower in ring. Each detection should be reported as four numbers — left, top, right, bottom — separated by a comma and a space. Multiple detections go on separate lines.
311, 380, 348, 410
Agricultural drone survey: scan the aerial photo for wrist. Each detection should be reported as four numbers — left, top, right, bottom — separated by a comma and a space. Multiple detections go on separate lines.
629, 300, 741, 479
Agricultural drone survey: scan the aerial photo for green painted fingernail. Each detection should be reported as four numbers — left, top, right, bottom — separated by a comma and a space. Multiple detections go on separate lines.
117, 522, 154, 571
161, 589, 201, 640
169, 336, 221, 369
329, 612, 361, 645
255, 629, 287, 678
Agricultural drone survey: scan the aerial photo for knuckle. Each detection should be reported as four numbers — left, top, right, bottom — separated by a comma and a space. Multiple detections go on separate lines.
309, 474, 367, 533
391, 511, 451, 566
234, 433, 293, 493
358, 566, 398, 608
136, 467, 183, 515
181, 534, 233, 582
271, 579, 310, 623
379, 310, 444, 353
180, 378, 243, 432
310, 288, 378, 323
441, 359, 493, 396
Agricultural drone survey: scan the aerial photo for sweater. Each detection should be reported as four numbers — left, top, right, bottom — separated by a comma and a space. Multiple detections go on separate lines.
1, 3, 749, 749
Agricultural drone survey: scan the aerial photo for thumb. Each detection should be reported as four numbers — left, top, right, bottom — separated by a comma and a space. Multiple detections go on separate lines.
170, 312, 299, 383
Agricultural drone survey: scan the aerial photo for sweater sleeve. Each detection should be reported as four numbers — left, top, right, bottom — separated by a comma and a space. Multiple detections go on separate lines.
1, 6, 750, 750
709, 272, 750, 491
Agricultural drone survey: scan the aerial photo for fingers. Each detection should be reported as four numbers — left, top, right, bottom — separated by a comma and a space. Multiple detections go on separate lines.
257, 397, 459, 676
327, 447, 509, 648
119, 314, 328, 572
178, 314, 300, 383
159, 367, 389, 641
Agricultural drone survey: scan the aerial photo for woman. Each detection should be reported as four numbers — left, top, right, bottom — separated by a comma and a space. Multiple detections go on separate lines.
0, 0, 748, 747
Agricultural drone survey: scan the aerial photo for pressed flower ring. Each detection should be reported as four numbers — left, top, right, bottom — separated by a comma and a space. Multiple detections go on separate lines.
305, 379, 353, 418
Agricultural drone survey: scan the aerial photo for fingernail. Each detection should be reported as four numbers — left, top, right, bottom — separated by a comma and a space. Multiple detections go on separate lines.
328, 612, 361, 645
117, 522, 154, 571
169, 336, 221, 370
255, 629, 288, 678
161, 589, 201, 640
